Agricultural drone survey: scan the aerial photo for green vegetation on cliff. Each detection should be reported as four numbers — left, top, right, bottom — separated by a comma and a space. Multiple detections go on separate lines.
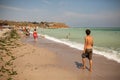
0, 20, 69, 28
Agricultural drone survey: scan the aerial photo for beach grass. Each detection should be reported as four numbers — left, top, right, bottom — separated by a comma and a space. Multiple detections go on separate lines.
0, 29, 20, 80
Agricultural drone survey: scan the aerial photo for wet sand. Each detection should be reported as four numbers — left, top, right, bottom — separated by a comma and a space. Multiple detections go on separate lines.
13, 34, 120, 80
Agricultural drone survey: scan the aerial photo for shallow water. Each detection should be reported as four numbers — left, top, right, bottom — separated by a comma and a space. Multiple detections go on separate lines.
32, 27, 120, 63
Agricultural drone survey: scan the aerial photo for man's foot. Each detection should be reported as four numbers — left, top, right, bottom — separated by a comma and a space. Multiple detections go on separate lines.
89, 68, 92, 72
81, 66, 86, 69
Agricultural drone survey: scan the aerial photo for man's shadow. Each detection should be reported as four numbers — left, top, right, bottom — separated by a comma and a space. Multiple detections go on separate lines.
75, 61, 83, 69
75, 61, 89, 70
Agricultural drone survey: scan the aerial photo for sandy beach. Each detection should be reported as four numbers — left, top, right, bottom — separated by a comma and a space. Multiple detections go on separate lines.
12, 33, 120, 80
1, 30, 120, 80
1, 0, 120, 79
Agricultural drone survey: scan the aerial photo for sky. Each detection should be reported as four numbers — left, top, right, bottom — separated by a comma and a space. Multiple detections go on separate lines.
0, 0, 120, 27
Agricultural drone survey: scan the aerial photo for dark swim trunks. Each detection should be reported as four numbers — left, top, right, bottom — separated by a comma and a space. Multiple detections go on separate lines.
82, 49, 93, 60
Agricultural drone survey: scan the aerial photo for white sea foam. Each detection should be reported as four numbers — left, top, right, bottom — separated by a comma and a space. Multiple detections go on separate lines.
93, 47, 120, 63
31, 32, 120, 63
44, 34, 120, 63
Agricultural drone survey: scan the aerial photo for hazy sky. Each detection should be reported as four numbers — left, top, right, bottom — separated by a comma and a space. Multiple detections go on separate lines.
0, 0, 120, 27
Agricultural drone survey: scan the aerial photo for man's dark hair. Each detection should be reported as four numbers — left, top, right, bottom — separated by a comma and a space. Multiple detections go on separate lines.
34, 29, 36, 31
86, 29, 91, 35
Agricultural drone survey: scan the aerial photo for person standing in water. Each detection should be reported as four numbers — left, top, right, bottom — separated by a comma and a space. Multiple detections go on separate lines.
81, 29, 93, 72
33, 28, 38, 42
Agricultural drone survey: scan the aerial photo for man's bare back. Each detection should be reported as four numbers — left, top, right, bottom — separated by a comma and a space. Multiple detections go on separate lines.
85, 35, 93, 49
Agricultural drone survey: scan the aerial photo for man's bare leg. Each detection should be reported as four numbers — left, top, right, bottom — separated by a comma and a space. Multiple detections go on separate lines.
82, 58, 86, 69
89, 60, 92, 72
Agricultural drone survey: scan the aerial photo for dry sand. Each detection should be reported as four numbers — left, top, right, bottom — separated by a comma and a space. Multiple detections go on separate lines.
0, 29, 10, 37
13, 43, 78, 80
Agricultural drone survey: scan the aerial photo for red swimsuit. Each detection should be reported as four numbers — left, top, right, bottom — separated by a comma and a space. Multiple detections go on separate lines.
33, 32, 38, 39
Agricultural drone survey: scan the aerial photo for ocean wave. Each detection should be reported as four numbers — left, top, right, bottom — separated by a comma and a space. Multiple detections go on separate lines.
93, 46, 120, 63
34, 32, 120, 63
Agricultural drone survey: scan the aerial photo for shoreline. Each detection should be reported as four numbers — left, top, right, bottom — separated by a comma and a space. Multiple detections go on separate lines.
35, 27, 120, 63
35, 31, 120, 63
19, 34, 120, 80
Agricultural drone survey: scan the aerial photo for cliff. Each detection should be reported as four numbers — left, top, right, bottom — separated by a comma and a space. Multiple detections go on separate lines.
0, 20, 69, 28
39, 22, 69, 28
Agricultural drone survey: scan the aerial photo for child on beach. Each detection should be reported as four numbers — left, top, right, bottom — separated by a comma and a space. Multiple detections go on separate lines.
33, 29, 38, 42
81, 29, 93, 72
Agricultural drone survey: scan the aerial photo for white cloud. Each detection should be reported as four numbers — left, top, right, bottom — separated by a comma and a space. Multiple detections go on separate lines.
47, 11, 120, 27
60, 11, 120, 21
0, 3, 120, 27
42, 0, 51, 5
0, 4, 24, 11
0, 4, 46, 13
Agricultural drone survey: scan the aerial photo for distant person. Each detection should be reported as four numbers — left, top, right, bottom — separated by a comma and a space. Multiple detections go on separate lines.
33, 29, 38, 42
81, 29, 93, 72
26, 28, 30, 36
66, 32, 70, 39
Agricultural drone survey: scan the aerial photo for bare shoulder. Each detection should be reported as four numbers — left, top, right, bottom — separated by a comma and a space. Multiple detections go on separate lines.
86, 36, 93, 41
90, 35, 93, 38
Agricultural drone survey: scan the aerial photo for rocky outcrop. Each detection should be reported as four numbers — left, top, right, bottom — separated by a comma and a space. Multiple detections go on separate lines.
39, 22, 69, 28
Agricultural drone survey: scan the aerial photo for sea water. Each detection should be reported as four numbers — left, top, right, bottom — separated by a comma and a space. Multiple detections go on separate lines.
35, 27, 120, 63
